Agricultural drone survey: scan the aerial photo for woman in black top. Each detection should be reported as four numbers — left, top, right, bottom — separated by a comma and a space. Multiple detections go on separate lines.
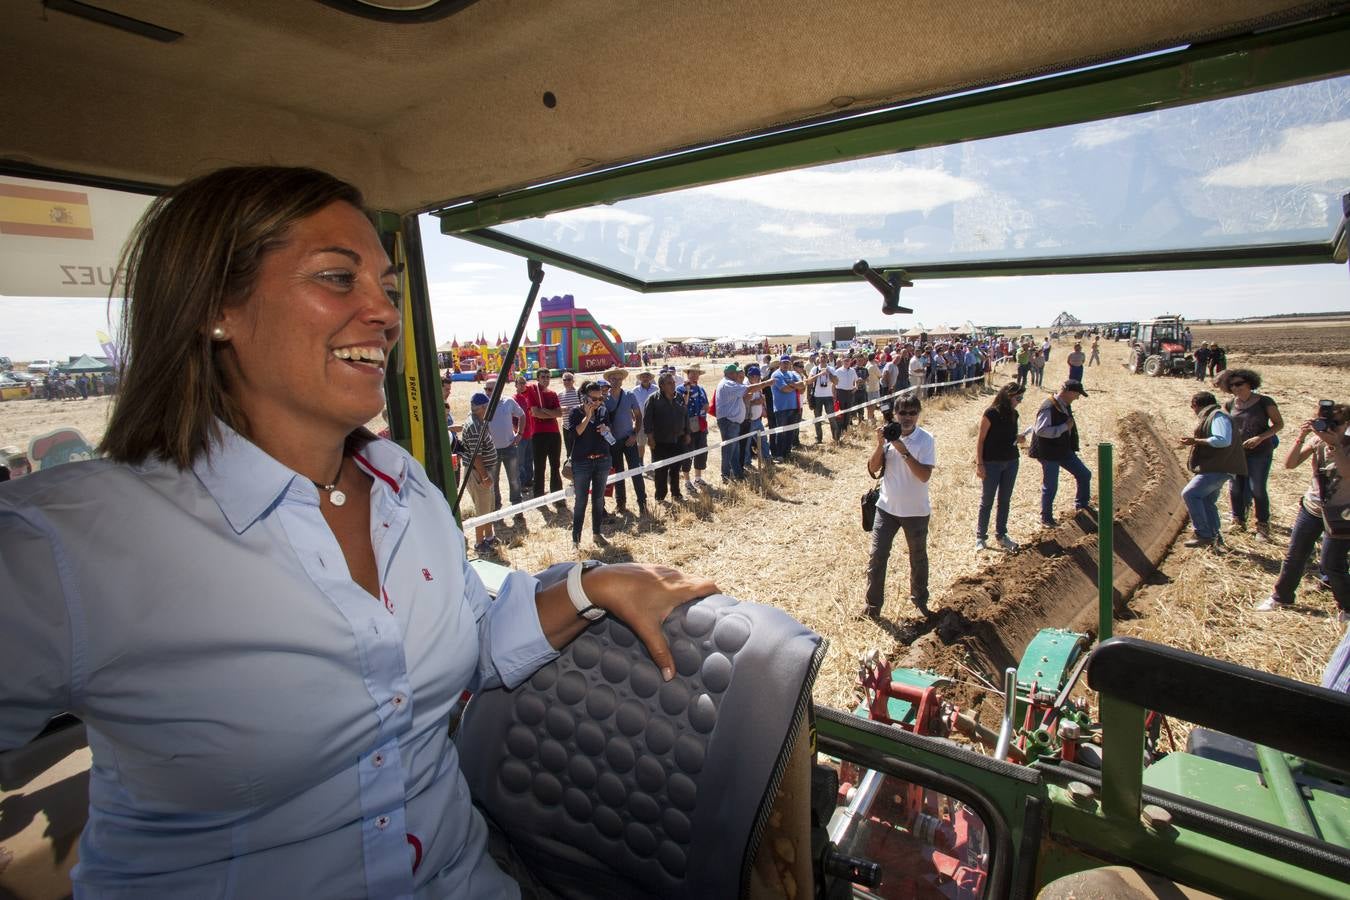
1218, 368, 1284, 539
975, 382, 1028, 551
567, 380, 614, 549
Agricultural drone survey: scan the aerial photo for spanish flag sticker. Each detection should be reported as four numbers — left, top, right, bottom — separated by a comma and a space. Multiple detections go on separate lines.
0, 183, 94, 240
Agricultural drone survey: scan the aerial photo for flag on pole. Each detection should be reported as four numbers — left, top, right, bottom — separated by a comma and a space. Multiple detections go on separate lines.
96, 330, 121, 369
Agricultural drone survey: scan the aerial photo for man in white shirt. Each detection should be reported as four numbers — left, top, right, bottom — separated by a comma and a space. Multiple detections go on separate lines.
862, 395, 936, 619
831, 354, 861, 436
806, 353, 837, 443
908, 350, 928, 399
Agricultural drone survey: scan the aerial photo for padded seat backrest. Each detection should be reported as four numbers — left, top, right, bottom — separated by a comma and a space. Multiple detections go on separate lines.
457, 575, 825, 899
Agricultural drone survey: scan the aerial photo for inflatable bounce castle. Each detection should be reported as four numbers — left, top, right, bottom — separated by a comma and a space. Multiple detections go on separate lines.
537, 294, 625, 373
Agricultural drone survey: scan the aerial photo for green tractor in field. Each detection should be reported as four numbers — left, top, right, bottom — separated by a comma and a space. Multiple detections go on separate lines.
1129, 316, 1195, 377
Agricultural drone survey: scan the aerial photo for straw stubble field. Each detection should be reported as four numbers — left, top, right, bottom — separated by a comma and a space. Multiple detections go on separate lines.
2, 336, 1346, 723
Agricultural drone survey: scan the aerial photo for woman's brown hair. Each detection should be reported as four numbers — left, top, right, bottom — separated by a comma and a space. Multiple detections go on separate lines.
100, 167, 364, 468
989, 381, 1025, 415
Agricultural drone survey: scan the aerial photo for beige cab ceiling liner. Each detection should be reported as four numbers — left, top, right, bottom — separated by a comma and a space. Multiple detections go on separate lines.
0, 0, 1340, 213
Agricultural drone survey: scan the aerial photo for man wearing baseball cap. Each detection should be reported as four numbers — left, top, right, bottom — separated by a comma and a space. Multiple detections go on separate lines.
1028, 379, 1092, 526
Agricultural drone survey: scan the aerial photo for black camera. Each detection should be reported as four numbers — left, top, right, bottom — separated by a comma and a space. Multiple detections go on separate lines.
882, 422, 903, 442
1313, 399, 1336, 432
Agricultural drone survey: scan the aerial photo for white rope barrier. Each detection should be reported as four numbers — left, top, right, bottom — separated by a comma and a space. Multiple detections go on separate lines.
461, 366, 999, 529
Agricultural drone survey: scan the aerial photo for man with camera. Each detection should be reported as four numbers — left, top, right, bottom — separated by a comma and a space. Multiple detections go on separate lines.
1029, 379, 1092, 526
1260, 400, 1350, 620
862, 397, 936, 620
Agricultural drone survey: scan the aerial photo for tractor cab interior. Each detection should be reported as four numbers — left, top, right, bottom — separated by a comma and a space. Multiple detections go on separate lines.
3, 1, 1350, 898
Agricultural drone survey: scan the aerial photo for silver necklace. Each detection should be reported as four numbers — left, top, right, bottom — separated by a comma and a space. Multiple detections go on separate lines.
312, 463, 347, 507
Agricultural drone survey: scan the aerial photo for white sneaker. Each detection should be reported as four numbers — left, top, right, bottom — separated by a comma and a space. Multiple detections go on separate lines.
1255, 596, 1290, 612
975, 538, 988, 551
684, 478, 696, 492
997, 535, 1020, 552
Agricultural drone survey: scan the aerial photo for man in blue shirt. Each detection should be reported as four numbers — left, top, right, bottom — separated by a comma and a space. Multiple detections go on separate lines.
483, 377, 526, 520
603, 367, 647, 515
770, 355, 804, 461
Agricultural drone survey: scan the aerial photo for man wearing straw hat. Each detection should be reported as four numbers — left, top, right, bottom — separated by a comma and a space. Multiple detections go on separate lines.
631, 369, 659, 470
603, 365, 648, 516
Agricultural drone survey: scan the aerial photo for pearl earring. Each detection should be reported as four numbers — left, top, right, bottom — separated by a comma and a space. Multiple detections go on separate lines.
211, 326, 227, 340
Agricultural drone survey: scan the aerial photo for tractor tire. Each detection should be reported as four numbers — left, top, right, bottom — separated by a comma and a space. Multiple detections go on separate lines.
1143, 355, 1164, 376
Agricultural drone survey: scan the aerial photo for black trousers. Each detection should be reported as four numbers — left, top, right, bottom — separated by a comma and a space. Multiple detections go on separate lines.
652, 442, 684, 499
532, 431, 562, 497
609, 438, 646, 507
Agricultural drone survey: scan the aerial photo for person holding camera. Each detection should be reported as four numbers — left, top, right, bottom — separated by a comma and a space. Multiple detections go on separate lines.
1178, 391, 1246, 549
1029, 379, 1091, 526
862, 397, 936, 619
1259, 401, 1350, 619
975, 382, 1028, 551
567, 380, 615, 550
1216, 368, 1283, 540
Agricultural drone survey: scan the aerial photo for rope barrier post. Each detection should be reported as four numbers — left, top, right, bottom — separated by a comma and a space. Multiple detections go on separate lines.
1098, 441, 1114, 642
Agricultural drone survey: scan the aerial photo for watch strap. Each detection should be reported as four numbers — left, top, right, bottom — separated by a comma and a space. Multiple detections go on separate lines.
567, 562, 607, 621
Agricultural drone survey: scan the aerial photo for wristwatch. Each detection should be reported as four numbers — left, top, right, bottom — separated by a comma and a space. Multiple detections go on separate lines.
568, 560, 607, 621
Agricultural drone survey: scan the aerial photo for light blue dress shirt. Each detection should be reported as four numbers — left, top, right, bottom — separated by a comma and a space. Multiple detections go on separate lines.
0, 424, 557, 898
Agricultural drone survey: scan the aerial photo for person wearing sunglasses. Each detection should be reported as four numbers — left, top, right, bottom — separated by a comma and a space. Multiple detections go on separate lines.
862, 397, 936, 620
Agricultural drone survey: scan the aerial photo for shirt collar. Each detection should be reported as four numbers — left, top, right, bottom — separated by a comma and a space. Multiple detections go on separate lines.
192, 421, 409, 534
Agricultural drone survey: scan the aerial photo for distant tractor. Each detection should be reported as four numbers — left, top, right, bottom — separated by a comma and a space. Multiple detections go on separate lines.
1129, 316, 1194, 376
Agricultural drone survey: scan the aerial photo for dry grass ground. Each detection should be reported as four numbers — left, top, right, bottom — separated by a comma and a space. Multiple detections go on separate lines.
3, 335, 1346, 718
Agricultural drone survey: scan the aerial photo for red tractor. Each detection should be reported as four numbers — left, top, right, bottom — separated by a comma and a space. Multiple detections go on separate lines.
1129, 315, 1194, 376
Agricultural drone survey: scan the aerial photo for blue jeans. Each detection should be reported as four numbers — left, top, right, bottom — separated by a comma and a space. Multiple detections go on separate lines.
743, 418, 769, 466
1273, 504, 1350, 610
717, 416, 745, 479
494, 443, 523, 507
977, 458, 1019, 539
772, 409, 795, 459
1039, 454, 1092, 521
517, 437, 534, 493
570, 455, 609, 542
1181, 472, 1230, 539
1230, 447, 1274, 525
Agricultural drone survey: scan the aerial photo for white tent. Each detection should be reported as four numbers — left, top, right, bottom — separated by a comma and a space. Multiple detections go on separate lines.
636, 338, 666, 349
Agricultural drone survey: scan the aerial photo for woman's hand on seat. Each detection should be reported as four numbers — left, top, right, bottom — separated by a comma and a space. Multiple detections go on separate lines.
587, 564, 719, 681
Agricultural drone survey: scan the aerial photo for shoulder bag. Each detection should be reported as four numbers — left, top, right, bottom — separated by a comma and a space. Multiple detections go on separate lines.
861, 454, 884, 532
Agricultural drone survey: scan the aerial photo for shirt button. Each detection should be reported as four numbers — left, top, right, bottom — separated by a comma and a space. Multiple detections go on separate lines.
375, 815, 391, 830
392, 693, 407, 709
372, 752, 385, 768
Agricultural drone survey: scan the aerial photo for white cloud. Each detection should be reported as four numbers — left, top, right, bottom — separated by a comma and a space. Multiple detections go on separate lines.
449, 262, 503, 273
1203, 119, 1350, 187
1072, 121, 1140, 149
757, 223, 837, 240
689, 165, 981, 215
539, 207, 652, 227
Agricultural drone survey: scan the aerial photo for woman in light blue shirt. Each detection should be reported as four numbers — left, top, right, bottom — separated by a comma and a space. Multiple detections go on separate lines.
0, 167, 714, 898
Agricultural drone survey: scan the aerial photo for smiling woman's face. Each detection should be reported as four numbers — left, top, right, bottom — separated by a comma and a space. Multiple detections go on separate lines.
215, 201, 401, 441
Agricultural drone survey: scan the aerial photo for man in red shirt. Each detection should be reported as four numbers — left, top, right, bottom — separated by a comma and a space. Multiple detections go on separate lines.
528, 369, 565, 502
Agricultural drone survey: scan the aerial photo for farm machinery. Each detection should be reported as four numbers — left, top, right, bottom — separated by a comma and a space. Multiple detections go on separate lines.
1128, 316, 1194, 376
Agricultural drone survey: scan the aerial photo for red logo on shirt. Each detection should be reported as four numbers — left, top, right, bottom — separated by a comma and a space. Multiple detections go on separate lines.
422, 568, 433, 582
382, 588, 395, 614
407, 833, 423, 873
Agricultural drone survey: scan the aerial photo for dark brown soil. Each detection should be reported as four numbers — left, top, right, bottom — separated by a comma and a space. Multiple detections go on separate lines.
890, 412, 1189, 689
1192, 324, 1350, 368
